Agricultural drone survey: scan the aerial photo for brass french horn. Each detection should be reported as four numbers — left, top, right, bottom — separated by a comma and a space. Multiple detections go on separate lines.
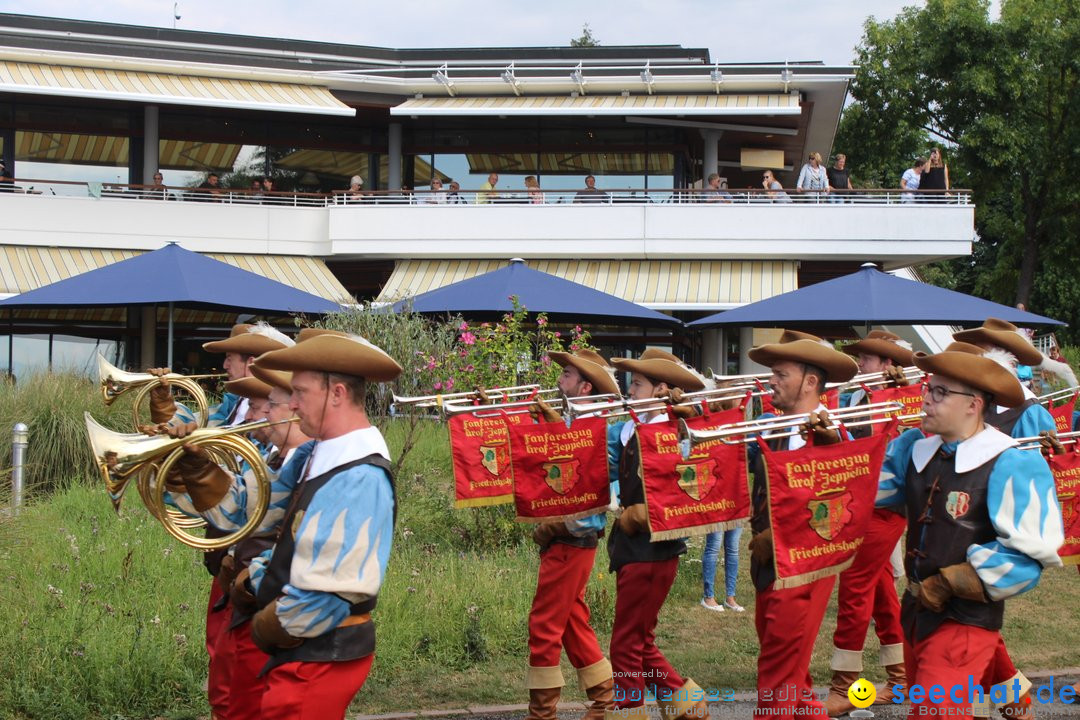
86, 412, 297, 551
97, 354, 225, 431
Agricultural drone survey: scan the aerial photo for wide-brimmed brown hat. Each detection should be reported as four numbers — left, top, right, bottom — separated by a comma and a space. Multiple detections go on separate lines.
778, 330, 824, 344
224, 376, 272, 400
749, 337, 858, 383
547, 349, 620, 396
943, 341, 985, 355
842, 330, 915, 366
204, 323, 292, 356
254, 332, 402, 383
610, 355, 705, 392
914, 351, 1024, 408
953, 318, 1042, 366
295, 327, 348, 342
250, 365, 293, 393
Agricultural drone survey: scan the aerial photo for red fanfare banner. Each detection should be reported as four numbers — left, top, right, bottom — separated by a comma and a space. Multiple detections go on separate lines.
1046, 392, 1078, 435
508, 416, 611, 523
1047, 449, 1080, 566
448, 412, 527, 508
637, 407, 751, 540
758, 425, 894, 589
757, 380, 838, 417
863, 383, 925, 440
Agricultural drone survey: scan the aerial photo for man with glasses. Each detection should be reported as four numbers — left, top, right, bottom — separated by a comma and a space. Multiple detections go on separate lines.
876, 349, 1063, 718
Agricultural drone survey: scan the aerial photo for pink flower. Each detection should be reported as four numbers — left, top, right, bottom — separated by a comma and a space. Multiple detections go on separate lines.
570, 344, 579, 351
460, 331, 477, 346
554, 331, 561, 338
537, 317, 547, 326
444, 378, 455, 391
459, 321, 469, 331
459, 349, 468, 357
465, 364, 475, 372
481, 322, 491, 328
426, 358, 437, 370
575, 325, 583, 333
541, 356, 552, 366
433, 381, 443, 391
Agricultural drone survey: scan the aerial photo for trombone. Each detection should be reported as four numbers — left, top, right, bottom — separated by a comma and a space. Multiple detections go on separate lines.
676, 401, 907, 458
98, 354, 225, 431
86, 412, 298, 551
392, 384, 556, 409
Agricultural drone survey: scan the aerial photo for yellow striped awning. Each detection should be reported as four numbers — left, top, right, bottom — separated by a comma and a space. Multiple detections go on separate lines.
15, 131, 242, 171
275, 149, 449, 185
392, 93, 801, 117
466, 152, 674, 176
0, 60, 354, 116
0, 245, 352, 304
376, 259, 797, 310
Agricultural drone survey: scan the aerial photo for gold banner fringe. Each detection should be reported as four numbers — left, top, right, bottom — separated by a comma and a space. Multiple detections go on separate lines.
1061, 553, 1080, 566
516, 503, 610, 524
649, 517, 746, 542
454, 494, 513, 509
772, 556, 855, 590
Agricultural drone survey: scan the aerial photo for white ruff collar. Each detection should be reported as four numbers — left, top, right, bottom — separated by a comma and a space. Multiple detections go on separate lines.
911, 425, 1017, 473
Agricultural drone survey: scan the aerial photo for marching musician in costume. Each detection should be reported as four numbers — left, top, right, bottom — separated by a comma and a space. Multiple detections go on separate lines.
237, 329, 401, 719
606, 349, 710, 720
744, 332, 859, 719
147, 322, 292, 720
523, 350, 620, 720
876, 348, 1063, 718
953, 320, 1058, 717
823, 330, 914, 714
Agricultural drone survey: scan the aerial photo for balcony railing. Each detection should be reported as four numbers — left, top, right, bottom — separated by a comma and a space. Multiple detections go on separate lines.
0, 177, 973, 207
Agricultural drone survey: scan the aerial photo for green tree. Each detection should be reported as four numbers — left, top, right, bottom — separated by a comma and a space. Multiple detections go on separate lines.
838, 0, 1080, 325
570, 23, 599, 47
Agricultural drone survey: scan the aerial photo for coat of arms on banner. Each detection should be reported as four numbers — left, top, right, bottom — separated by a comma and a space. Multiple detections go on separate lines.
1060, 492, 1077, 531
480, 443, 509, 477
945, 490, 971, 520
807, 491, 853, 541
675, 460, 718, 502
542, 457, 580, 495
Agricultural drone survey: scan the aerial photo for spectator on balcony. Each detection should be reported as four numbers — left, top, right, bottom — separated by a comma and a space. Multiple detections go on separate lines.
425, 178, 448, 204
704, 173, 733, 203
762, 170, 791, 203
447, 180, 466, 204
573, 174, 607, 204
0, 161, 12, 192
260, 177, 276, 204
900, 158, 925, 203
524, 175, 544, 204
796, 152, 828, 200
195, 173, 223, 202
146, 171, 168, 200
919, 146, 950, 201
345, 175, 367, 202
827, 154, 853, 203
476, 172, 499, 204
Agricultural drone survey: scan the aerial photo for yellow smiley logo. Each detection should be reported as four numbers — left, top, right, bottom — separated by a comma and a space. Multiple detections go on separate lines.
847, 678, 876, 708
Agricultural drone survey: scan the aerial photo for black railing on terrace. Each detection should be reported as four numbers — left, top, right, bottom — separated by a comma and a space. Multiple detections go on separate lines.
0, 177, 973, 207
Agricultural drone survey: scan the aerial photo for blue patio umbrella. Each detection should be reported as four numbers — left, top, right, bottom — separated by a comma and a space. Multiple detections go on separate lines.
0, 243, 342, 365
689, 264, 1064, 328
395, 259, 682, 328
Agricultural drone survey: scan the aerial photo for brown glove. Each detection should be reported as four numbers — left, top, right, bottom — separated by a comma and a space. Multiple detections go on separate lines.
529, 397, 562, 424
174, 443, 232, 512
666, 387, 700, 419
1039, 430, 1065, 457
918, 563, 986, 612
216, 554, 238, 596
617, 503, 649, 536
803, 409, 841, 445
532, 520, 570, 548
147, 367, 176, 424
474, 386, 492, 405
884, 365, 911, 387
748, 528, 774, 566
229, 566, 258, 616
250, 599, 303, 654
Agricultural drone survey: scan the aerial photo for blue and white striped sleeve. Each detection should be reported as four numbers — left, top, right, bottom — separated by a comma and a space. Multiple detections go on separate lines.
876, 427, 922, 509
1010, 403, 1056, 439
967, 447, 1065, 600
274, 464, 395, 638
606, 421, 625, 504
206, 393, 240, 428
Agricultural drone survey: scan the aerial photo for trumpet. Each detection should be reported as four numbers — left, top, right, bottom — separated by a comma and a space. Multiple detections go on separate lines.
442, 391, 583, 418
86, 412, 298, 551
560, 387, 766, 425
676, 401, 907, 458
392, 384, 556, 409
98, 355, 225, 431
1038, 387, 1080, 405
1015, 429, 1080, 450
832, 366, 924, 391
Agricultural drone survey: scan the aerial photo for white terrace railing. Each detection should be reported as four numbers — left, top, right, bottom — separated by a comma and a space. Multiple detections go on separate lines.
0, 177, 973, 208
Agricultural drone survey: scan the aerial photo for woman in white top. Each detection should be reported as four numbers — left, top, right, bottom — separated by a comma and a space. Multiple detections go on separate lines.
524, 175, 544, 205
424, 178, 448, 204
900, 157, 926, 204
796, 152, 828, 199
762, 170, 792, 203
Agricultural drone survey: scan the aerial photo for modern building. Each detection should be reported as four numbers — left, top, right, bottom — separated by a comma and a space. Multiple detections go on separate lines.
0, 13, 975, 376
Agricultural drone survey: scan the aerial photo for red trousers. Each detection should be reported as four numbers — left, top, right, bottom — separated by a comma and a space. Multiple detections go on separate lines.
904, 621, 999, 718
979, 637, 1025, 699
261, 655, 374, 720
206, 580, 231, 718
610, 558, 685, 709
832, 509, 906, 668
223, 621, 270, 720
754, 576, 834, 718
527, 543, 605, 682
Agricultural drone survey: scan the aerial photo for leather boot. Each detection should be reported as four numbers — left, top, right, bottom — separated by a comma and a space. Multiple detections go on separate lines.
656, 679, 710, 719
526, 687, 561, 720
874, 663, 907, 705
582, 678, 614, 720
998, 690, 1034, 720
823, 669, 860, 717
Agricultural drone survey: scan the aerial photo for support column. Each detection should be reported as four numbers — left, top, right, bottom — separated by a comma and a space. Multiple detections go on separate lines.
387, 123, 402, 191
703, 130, 721, 183
739, 326, 768, 375
701, 329, 724, 377
140, 306, 156, 368
142, 105, 159, 185
1, 127, 14, 180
